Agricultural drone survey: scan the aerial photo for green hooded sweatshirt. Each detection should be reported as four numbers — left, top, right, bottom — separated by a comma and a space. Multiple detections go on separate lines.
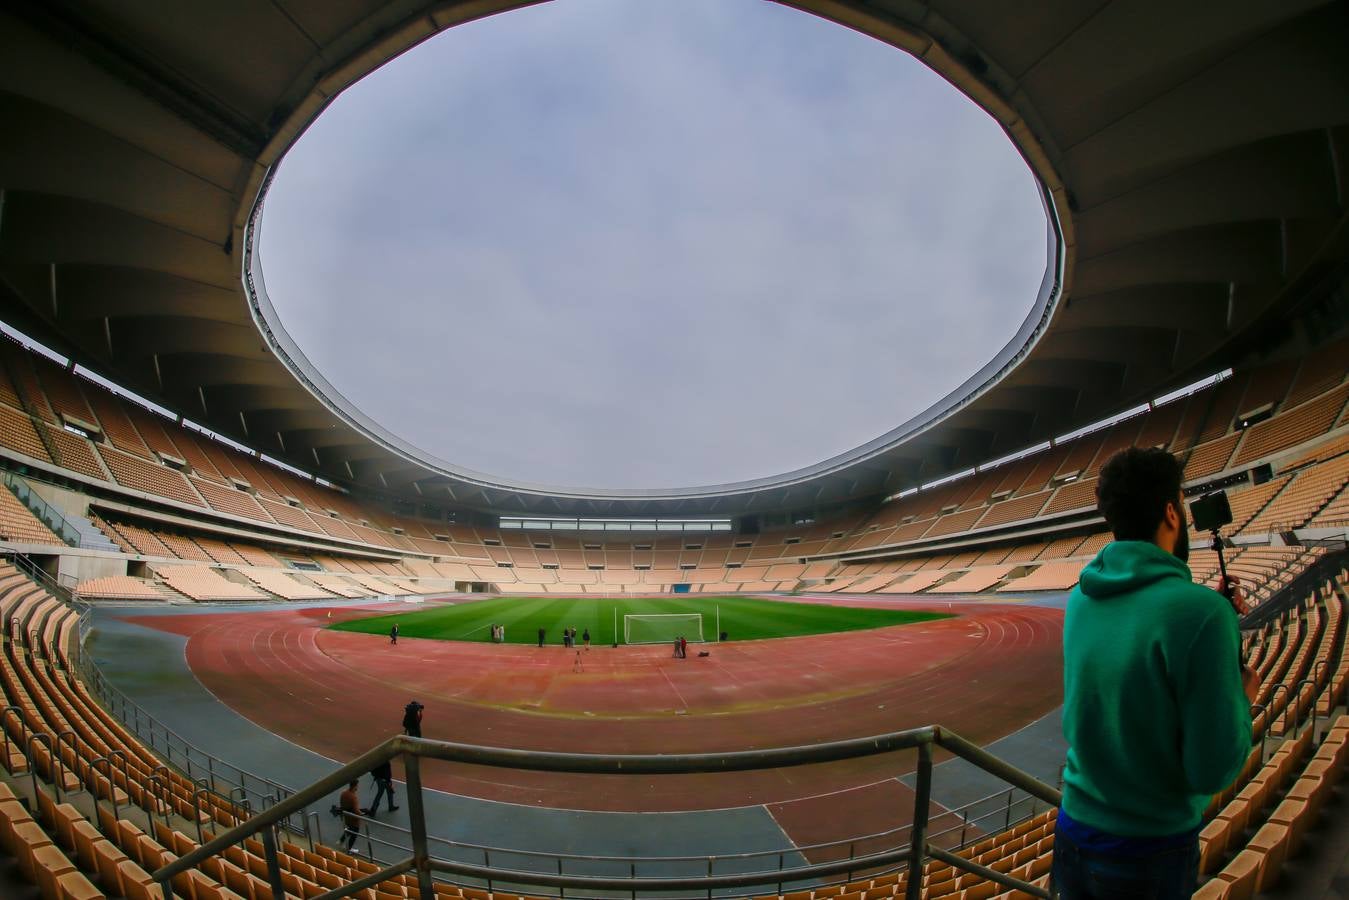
1061, 540, 1251, 836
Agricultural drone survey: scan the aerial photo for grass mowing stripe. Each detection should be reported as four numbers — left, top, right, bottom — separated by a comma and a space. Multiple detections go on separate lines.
332, 596, 951, 645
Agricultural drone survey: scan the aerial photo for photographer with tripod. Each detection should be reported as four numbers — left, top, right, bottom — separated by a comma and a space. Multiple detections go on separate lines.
1054, 447, 1259, 899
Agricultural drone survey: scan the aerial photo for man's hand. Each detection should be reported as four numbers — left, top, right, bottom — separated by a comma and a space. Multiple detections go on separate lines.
1241, 665, 1260, 704
1217, 575, 1249, 615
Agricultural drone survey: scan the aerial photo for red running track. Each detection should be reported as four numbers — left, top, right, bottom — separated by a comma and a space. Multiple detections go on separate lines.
124, 599, 1063, 814
123, 598, 1062, 821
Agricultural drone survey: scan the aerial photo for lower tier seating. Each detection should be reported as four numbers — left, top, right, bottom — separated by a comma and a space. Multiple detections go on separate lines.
0, 560, 1344, 900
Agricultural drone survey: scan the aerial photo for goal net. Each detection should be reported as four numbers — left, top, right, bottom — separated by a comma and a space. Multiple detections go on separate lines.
623, 613, 704, 645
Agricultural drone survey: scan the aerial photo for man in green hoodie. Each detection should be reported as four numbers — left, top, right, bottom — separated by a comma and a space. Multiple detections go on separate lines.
1054, 447, 1257, 899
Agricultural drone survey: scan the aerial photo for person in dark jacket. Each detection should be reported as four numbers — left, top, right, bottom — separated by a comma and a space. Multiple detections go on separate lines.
389, 623, 399, 645
402, 699, 423, 738
365, 759, 399, 815
1055, 447, 1258, 899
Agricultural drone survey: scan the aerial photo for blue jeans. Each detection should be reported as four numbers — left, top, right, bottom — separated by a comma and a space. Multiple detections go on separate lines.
1052, 824, 1199, 899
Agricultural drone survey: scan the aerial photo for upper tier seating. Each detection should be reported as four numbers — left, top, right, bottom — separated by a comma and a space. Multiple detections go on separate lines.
1245, 455, 1349, 534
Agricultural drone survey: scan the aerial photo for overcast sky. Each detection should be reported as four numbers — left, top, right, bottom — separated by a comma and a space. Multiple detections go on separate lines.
260, 0, 1046, 491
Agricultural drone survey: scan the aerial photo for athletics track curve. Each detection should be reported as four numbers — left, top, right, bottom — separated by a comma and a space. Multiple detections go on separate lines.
122, 595, 1063, 823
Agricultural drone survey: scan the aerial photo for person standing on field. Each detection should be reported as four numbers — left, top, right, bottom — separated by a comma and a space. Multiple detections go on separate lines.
538, 626, 546, 648
1054, 447, 1257, 899
389, 623, 398, 645
582, 627, 591, 650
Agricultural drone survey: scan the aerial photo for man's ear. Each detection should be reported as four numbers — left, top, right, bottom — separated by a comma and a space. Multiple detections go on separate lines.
1164, 499, 1181, 532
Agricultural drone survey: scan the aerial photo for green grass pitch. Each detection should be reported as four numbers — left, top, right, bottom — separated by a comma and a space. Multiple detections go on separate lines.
330, 595, 952, 645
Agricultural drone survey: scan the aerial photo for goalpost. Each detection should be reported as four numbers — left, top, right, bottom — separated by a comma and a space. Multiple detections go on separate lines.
623, 613, 704, 645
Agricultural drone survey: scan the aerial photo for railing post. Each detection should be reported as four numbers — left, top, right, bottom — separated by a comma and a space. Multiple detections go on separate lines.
90, 757, 118, 827
404, 753, 435, 900
261, 825, 286, 900
193, 788, 209, 847
28, 733, 59, 804
905, 741, 933, 900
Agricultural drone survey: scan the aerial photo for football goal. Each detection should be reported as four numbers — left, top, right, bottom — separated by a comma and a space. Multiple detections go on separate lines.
623, 613, 704, 645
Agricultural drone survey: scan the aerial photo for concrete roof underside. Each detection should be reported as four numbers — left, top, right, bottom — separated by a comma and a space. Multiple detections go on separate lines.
2, 1, 1348, 518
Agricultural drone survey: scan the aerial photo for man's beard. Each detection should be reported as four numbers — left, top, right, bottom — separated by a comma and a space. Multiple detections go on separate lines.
1174, 524, 1191, 564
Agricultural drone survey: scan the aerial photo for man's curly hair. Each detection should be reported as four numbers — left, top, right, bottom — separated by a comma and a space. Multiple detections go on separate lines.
1095, 447, 1184, 541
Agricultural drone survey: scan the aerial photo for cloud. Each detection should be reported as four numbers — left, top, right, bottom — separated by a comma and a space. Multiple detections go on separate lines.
260, 0, 1046, 490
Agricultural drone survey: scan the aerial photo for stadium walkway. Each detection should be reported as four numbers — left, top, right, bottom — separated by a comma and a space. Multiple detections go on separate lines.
85, 605, 803, 869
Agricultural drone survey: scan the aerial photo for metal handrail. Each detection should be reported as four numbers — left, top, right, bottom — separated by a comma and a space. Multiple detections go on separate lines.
361, 781, 1047, 870
73, 633, 302, 828
155, 728, 1060, 900
2, 550, 81, 609
337, 779, 1047, 885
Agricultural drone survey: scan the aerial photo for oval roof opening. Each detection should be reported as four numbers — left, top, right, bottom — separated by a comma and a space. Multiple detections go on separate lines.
259, 0, 1047, 491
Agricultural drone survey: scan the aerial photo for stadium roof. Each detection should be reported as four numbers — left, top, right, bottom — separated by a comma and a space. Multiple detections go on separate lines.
3, 2, 1348, 518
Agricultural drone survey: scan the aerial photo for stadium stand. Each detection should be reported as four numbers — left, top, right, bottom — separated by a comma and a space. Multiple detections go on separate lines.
230, 543, 278, 567
153, 566, 268, 602
39, 427, 108, 483
152, 533, 213, 564
3, 1, 1349, 894
91, 518, 172, 559
74, 576, 168, 602
0, 338, 1344, 608
190, 537, 250, 567
1246, 457, 1349, 535
0, 404, 53, 464
0, 554, 1342, 900
310, 575, 369, 599
927, 565, 1015, 594
0, 490, 63, 547
95, 448, 204, 508
238, 569, 333, 601
995, 562, 1083, 593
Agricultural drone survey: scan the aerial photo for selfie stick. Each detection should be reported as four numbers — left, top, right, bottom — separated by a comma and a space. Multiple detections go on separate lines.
1211, 529, 1229, 592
